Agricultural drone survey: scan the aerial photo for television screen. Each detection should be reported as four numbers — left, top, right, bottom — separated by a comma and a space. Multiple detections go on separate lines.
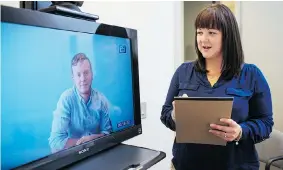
1, 5, 141, 170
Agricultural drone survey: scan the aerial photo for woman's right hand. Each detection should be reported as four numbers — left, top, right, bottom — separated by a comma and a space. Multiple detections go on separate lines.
172, 94, 188, 121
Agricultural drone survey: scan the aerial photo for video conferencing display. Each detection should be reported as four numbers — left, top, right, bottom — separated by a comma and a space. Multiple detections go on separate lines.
1, 5, 141, 170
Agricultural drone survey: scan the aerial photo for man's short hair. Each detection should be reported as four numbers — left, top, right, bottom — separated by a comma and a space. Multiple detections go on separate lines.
71, 53, 90, 66
71, 53, 93, 73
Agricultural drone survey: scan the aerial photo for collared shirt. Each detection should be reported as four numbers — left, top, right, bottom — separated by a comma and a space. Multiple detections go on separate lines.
161, 61, 274, 170
49, 87, 112, 153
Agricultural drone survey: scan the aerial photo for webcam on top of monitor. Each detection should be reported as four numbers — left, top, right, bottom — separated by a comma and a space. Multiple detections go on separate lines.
39, 1, 99, 22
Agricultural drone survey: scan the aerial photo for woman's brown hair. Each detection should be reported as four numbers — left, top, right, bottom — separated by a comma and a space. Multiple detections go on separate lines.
194, 4, 244, 80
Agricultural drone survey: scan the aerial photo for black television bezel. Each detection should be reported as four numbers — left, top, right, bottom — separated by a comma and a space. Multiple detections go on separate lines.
1, 5, 142, 170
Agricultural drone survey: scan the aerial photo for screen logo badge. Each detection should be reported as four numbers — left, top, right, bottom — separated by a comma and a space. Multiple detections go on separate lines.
119, 45, 126, 53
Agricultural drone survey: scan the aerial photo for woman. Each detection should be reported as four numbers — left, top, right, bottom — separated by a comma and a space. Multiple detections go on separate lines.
160, 4, 273, 170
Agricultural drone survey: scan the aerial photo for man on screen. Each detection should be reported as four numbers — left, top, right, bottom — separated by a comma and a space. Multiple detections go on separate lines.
48, 53, 113, 153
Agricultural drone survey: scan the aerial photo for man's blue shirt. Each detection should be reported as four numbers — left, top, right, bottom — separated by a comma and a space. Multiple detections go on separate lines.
49, 87, 112, 153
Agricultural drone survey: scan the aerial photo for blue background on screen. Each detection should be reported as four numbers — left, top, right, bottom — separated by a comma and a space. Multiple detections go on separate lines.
1, 22, 134, 170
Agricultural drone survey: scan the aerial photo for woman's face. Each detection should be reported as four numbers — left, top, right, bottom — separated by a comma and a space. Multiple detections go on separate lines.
196, 28, 222, 59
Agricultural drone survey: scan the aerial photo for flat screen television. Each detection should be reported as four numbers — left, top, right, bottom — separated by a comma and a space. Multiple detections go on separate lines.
1, 5, 142, 170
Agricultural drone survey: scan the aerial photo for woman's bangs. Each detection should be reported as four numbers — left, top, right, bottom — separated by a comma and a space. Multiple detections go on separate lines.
195, 8, 222, 30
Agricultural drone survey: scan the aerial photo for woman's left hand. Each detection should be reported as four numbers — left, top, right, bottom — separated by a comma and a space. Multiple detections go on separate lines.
209, 118, 242, 142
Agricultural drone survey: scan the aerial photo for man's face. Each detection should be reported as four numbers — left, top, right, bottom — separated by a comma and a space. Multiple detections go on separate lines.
72, 60, 93, 95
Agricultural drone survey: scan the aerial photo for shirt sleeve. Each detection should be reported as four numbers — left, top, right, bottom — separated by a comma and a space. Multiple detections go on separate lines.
160, 65, 181, 131
48, 92, 71, 153
99, 94, 113, 134
239, 64, 274, 143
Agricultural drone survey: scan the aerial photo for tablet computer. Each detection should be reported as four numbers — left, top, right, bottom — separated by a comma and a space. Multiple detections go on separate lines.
174, 96, 234, 146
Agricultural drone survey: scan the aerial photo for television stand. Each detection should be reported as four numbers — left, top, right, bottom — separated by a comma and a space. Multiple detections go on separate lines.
60, 143, 166, 170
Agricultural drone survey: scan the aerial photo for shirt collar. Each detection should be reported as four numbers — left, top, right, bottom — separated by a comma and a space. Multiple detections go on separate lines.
73, 86, 93, 104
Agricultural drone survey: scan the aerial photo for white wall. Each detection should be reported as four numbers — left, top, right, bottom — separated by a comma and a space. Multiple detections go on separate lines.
241, 1, 283, 131
0, 1, 19, 8
82, 2, 183, 169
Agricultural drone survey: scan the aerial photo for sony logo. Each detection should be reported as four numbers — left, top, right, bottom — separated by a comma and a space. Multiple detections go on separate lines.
78, 148, 89, 155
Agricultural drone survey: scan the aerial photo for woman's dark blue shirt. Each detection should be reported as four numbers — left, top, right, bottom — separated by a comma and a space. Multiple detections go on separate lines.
160, 61, 274, 170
